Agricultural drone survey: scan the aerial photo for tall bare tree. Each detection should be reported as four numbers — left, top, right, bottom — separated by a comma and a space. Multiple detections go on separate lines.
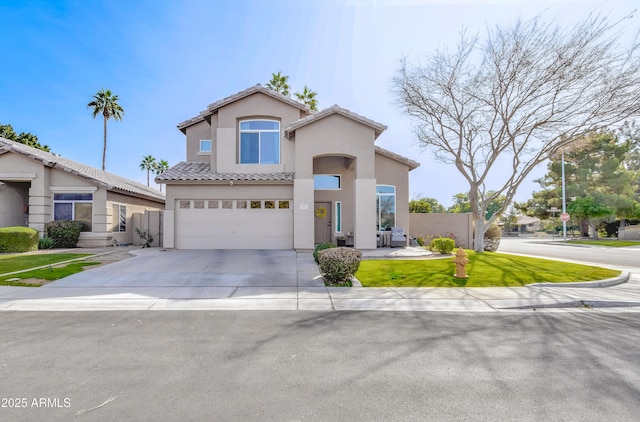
88, 88, 124, 171
393, 13, 640, 251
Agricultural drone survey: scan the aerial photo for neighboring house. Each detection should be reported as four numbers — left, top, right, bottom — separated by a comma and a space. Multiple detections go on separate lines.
0, 138, 165, 247
157, 84, 419, 250
513, 216, 542, 234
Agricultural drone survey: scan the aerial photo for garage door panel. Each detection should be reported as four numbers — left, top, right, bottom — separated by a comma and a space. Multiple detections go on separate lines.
175, 205, 293, 249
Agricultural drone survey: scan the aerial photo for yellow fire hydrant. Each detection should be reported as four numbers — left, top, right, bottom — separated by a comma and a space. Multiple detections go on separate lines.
453, 247, 469, 279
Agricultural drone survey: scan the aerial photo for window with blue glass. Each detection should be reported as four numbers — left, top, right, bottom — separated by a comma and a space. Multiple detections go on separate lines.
239, 120, 280, 164
314, 175, 341, 190
53, 193, 93, 232
376, 185, 396, 230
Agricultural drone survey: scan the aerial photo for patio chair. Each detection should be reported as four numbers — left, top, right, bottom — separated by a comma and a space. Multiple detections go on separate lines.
390, 227, 407, 248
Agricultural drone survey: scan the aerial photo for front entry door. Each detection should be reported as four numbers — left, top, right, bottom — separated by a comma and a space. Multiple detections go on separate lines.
314, 202, 332, 244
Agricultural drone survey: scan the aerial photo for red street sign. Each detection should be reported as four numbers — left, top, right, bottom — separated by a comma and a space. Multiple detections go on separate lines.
560, 212, 570, 222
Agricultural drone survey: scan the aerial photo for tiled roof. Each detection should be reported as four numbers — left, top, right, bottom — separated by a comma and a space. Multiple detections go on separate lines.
0, 138, 165, 203
177, 84, 311, 132
375, 146, 420, 170
284, 105, 387, 139
156, 161, 294, 182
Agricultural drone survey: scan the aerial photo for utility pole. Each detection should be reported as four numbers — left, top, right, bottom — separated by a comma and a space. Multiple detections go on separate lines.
561, 152, 567, 241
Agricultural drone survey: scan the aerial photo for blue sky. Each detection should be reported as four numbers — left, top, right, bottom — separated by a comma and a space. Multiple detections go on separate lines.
1, 0, 636, 207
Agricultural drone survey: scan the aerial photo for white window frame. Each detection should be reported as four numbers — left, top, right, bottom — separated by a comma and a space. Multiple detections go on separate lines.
376, 185, 396, 231
53, 193, 94, 232
199, 140, 212, 154
335, 201, 342, 234
314, 174, 341, 190
113, 204, 127, 232
239, 119, 280, 164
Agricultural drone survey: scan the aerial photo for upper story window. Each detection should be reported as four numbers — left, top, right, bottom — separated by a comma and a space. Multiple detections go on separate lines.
199, 140, 212, 153
239, 120, 280, 164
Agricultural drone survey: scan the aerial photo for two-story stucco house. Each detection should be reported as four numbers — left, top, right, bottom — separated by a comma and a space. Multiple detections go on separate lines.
157, 84, 419, 250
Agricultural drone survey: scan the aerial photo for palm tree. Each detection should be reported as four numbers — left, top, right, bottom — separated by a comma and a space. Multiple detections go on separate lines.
266, 71, 290, 96
154, 159, 170, 192
139, 155, 157, 186
294, 86, 318, 111
87, 89, 124, 171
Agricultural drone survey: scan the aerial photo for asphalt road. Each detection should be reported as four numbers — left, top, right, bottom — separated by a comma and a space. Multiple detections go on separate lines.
498, 237, 640, 271
2, 311, 640, 421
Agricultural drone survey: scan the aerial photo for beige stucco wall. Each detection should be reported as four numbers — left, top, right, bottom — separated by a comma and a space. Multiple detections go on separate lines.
313, 156, 356, 240
409, 213, 473, 249
294, 114, 377, 249
216, 93, 302, 174
185, 119, 214, 167
0, 152, 48, 233
107, 191, 165, 245
619, 225, 640, 240
375, 153, 411, 235
0, 182, 30, 227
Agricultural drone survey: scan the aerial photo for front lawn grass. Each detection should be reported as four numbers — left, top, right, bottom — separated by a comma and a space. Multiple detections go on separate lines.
0, 253, 90, 274
357, 250, 620, 287
567, 239, 640, 248
0, 262, 100, 286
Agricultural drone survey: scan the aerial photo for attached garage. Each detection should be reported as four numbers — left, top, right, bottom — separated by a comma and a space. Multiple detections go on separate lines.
174, 199, 293, 249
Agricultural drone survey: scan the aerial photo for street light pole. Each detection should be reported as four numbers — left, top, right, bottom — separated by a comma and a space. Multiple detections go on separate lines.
561, 152, 567, 241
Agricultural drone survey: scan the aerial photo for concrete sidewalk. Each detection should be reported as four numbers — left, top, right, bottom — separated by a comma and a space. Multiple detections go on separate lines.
0, 247, 639, 312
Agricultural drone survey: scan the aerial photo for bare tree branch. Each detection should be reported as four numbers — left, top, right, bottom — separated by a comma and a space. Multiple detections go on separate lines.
393, 12, 640, 251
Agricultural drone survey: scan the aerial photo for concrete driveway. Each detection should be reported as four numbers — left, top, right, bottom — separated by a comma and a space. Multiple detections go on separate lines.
1, 247, 639, 312
0, 249, 333, 311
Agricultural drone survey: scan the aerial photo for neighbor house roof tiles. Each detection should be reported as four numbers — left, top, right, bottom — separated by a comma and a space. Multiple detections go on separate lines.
0, 137, 165, 203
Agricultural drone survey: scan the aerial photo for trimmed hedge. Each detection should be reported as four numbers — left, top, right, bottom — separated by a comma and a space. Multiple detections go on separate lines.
429, 237, 455, 254
0, 226, 39, 253
313, 242, 337, 264
318, 247, 362, 284
45, 220, 83, 248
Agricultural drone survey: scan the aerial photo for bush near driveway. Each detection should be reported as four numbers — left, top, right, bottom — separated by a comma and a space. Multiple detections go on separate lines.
318, 247, 362, 285
45, 220, 83, 248
0, 226, 39, 253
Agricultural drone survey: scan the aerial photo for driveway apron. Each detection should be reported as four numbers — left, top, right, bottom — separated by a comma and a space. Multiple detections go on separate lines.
0, 249, 335, 311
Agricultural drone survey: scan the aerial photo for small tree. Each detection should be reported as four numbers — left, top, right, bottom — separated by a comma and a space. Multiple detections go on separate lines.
393, 13, 640, 251
294, 86, 318, 111
154, 159, 170, 192
266, 71, 290, 96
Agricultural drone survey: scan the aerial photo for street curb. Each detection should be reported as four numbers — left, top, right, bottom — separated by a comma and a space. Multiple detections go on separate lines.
527, 272, 630, 288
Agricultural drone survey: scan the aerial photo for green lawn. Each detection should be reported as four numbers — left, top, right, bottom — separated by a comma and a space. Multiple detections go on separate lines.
357, 251, 620, 287
0, 262, 100, 286
567, 239, 640, 247
0, 253, 90, 274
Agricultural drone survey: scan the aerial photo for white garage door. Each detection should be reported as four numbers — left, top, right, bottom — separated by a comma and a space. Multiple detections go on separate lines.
175, 199, 293, 249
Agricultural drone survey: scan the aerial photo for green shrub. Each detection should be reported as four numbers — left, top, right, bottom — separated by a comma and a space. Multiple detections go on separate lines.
318, 247, 362, 285
45, 220, 83, 248
416, 237, 425, 247
484, 224, 502, 240
429, 237, 455, 254
313, 242, 337, 264
38, 237, 54, 249
0, 226, 39, 253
